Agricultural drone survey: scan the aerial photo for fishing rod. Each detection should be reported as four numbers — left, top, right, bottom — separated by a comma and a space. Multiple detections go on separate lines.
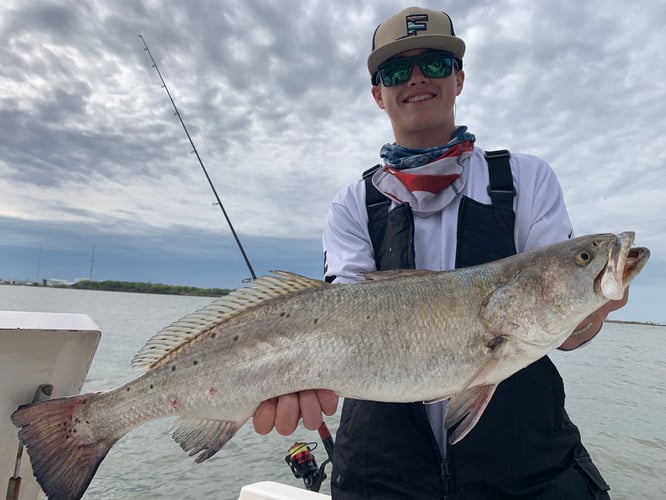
138, 34, 257, 281
138, 35, 334, 487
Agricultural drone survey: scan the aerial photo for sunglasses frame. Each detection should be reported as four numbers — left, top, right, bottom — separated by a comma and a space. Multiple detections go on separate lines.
373, 51, 460, 87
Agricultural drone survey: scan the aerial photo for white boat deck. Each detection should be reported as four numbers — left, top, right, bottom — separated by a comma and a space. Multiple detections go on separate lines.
1, 311, 101, 500
238, 481, 331, 499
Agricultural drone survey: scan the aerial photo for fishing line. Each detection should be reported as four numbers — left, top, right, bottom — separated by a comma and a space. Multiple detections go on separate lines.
138, 34, 257, 282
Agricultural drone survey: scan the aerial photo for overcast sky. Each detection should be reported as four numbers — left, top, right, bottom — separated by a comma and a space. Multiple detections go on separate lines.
1, 0, 664, 321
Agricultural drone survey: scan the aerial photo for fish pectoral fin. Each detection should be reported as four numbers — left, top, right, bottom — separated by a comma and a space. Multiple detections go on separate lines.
171, 417, 247, 463
444, 385, 497, 445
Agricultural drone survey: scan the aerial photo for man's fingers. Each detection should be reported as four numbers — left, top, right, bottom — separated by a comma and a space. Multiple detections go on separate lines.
299, 390, 324, 430
253, 390, 338, 436
275, 393, 300, 435
316, 389, 339, 416
253, 398, 277, 435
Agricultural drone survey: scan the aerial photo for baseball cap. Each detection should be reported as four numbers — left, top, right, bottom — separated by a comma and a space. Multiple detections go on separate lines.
368, 7, 466, 76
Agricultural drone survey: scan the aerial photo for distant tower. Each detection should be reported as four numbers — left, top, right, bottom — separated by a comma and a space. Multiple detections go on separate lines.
35, 244, 42, 282
89, 244, 96, 281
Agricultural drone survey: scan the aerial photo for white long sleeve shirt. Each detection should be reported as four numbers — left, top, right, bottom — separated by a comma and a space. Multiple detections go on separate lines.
324, 146, 573, 283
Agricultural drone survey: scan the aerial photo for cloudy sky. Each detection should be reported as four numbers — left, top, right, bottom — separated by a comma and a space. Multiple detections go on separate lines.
1, 0, 664, 322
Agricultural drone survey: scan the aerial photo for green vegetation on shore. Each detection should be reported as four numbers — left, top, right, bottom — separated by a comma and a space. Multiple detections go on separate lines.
71, 280, 230, 297
607, 319, 665, 327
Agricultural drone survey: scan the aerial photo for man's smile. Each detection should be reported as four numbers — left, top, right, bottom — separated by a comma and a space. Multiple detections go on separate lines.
403, 93, 436, 104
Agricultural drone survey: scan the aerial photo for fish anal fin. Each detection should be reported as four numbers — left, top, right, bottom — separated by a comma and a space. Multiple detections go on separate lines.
171, 417, 247, 463
11, 394, 117, 500
445, 385, 497, 445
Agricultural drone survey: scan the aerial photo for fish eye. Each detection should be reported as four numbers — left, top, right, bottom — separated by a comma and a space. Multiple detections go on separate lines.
575, 251, 592, 266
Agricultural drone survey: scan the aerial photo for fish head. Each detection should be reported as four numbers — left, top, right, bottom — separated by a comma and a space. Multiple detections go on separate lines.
481, 232, 650, 356
447, 233, 647, 443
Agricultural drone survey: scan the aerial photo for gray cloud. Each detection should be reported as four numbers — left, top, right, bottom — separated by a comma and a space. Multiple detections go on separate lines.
0, 0, 664, 314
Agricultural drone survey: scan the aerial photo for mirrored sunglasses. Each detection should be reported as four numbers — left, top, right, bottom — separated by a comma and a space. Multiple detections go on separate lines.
376, 51, 457, 87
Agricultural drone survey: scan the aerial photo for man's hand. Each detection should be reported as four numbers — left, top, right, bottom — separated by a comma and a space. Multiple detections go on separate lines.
559, 288, 629, 351
253, 389, 338, 435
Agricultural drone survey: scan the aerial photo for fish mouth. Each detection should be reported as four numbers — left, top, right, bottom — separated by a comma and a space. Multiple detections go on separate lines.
595, 232, 650, 300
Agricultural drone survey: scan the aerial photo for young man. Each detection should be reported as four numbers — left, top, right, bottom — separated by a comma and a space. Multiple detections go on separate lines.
254, 7, 626, 499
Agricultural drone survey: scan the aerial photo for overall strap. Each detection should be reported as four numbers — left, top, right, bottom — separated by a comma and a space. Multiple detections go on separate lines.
363, 164, 391, 264
484, 149, 515, 209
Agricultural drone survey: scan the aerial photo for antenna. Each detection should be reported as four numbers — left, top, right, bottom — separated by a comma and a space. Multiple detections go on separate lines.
138, 34, 257, 281
89, 243, 95, 281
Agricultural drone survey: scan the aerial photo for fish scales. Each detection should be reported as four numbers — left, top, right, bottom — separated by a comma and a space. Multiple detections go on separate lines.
11, 232, 650, 500
105, 274, 489, 420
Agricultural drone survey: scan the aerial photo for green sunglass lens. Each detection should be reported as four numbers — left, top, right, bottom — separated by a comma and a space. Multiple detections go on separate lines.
379, 53, 454, 87
421, 55, 452, 78
381, 62, 412, 87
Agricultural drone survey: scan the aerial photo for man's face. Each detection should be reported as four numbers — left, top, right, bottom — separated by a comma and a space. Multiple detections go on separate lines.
372, 49, 465, 148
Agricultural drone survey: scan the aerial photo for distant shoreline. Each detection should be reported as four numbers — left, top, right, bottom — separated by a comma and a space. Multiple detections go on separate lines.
0, 280, 230, 297
606, 319, 665, 327
70, 280, 231, 297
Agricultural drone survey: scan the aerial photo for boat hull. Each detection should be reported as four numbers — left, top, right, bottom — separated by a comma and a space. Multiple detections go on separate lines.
1, 311, 100, 500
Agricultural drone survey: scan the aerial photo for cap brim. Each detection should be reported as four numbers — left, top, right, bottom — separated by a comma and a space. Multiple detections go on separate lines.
368, 35, 465, 75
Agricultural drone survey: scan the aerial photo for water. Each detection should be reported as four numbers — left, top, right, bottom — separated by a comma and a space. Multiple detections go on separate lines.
1, 285, 664, 499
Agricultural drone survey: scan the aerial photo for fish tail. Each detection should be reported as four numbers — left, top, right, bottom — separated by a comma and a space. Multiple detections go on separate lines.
11, 394, 118, 500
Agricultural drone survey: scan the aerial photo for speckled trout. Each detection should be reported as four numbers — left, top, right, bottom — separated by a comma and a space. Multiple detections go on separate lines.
12, 232, 649, 500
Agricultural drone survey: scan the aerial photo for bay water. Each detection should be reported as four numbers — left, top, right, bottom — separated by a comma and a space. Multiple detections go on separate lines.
1, 285, 664, 499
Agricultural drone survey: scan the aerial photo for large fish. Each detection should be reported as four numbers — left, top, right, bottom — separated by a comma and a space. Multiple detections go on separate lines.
12, 232, 648, 499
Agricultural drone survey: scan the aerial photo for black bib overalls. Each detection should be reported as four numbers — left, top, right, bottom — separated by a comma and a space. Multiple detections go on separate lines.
330, 153, 610, 500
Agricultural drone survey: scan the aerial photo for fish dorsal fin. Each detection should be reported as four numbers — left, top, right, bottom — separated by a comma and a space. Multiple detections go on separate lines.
362, 269, 438, 281
131, 271, 327, 370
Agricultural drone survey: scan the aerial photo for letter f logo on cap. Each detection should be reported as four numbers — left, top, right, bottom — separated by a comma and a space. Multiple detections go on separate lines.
405, 14, 428, 37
